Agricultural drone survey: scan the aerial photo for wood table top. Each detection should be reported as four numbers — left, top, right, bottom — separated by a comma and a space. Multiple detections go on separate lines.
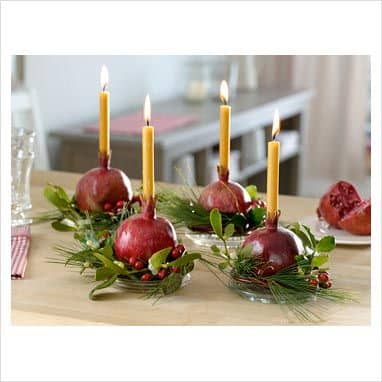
11, 171, 370, 325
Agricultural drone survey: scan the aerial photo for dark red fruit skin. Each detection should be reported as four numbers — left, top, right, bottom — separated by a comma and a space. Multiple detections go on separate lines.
114, 198, 177, 263
338, 199, 371, 235
242, 219, 304, 276
199, 180, 252, 214
317, 181, 361, 228
75, 167, 132, 212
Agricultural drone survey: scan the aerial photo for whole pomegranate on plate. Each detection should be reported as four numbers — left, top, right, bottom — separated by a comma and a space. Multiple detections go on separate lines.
317, 181, 370, 235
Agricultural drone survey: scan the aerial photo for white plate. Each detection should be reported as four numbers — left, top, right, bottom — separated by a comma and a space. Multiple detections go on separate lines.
299, 216, 371, 246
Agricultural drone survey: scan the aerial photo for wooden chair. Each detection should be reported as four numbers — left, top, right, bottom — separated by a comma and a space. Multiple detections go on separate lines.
11, 88, 50, 170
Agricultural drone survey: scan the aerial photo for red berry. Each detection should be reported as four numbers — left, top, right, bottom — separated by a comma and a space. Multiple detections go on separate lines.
171, 244, 185, 259
309, 278, 318, 287
134, 260, 145, 270
128, 257, 136, 267
141, 273, 153, 281
116, 200, 125, 209
103, 202, 113, 212
321, 281, 332, 289
318, 272, 330, 283
171, 266, 180, 273
157, 269, 168, 280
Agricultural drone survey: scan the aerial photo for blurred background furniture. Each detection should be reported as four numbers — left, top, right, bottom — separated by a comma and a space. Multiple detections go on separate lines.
51, 87, 312, 194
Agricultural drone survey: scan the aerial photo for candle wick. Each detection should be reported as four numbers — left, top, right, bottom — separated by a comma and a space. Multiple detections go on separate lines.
146, 120, 150, 127
102, 84, 107, 92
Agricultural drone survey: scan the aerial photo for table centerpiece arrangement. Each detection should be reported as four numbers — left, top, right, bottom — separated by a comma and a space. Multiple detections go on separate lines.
198, 112, 354, 322
36, 66, 139, 234
158, 81, 266, 248
37, 77, 200, 300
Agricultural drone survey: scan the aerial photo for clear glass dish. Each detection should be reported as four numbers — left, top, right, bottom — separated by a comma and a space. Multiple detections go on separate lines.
185, 229, 246, 251
115, 273, 191, 294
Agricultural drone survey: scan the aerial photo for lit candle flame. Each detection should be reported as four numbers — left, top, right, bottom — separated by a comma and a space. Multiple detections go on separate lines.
220, 80, 229, 104
100, 65, 109, 91
272, 109, 280, 140
144, 94, 151, 125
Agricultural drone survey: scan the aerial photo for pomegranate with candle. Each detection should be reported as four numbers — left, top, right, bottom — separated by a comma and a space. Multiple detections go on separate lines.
114, 95, 183, 268
158, 81, 266, 235
74, 66, 133, 213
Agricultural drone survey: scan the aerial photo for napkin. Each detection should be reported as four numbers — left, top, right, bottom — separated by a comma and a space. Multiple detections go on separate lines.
11, 225, 31, 279
84, 112, 198, 136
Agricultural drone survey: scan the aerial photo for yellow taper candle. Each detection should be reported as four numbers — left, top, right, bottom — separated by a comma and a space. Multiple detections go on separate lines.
267, 110, 281, 218
219, 80, 231, 172
99, 65, 110, 155
142, 95, 155, 200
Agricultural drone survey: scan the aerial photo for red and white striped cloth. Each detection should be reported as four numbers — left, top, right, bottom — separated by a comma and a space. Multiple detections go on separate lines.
11, 225, 31, 280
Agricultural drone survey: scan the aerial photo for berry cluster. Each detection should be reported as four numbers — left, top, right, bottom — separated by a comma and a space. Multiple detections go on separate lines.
308, 271, 332, 289
128, 244, 186, 282
103, 200, 127, 214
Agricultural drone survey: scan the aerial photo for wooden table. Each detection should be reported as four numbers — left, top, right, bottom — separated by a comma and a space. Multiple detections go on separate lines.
12, 171, 370, 325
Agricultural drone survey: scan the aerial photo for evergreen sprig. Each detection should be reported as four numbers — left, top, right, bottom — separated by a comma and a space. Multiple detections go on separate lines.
201, 209, 355, 322
157, 186, 266, 235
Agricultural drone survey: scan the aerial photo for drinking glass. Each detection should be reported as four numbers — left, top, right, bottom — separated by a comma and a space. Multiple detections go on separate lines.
11, 128, 35, 226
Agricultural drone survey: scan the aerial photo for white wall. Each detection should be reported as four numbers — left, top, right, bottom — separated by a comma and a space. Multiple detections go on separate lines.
24, 55, 188, 132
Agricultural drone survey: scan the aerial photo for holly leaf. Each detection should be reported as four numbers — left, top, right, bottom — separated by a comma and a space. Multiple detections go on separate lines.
245, 185, 258, 199
148, 247, 172, 275
315, 236, 335, 253
311, 254, 329, 268
247, 207, 266, 227
89, 274, 118, 300
166, 252, 201, 268
223, 223, 235, 240
210, 209, 223, 238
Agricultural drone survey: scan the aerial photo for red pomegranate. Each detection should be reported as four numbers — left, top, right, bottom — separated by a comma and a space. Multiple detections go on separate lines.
75, 166, 132, 212
317, 181, 362, 228
199, 171, 252, 214
114, 198, 177, 263
242, 218, 304, 276
338, 199, 371, 235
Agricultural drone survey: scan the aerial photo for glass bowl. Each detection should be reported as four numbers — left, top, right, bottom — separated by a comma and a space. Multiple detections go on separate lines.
115, 273, 191, 295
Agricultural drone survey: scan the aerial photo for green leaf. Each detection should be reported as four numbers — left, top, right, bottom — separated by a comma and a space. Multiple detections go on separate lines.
223, 223, 235, 239
237, 244, 253, 258
44, 185, 71, 210
101, 245, 114, 259
148, 247, 172, 274
301, 224, 317, 247
315, 236, 336, 253
311, 254, 329, 268
93, 252, 128, 275
53, 185, 71, 203
89, 274, 118, 300
166, 252, 201, 268
210, 209, 223, 238
247, 207, 266, 227
51, 220, 77, 232
245, 185, 258, 199
218, 261, 229, 270
210, 245, 220, 253
96, 267, 115, 281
